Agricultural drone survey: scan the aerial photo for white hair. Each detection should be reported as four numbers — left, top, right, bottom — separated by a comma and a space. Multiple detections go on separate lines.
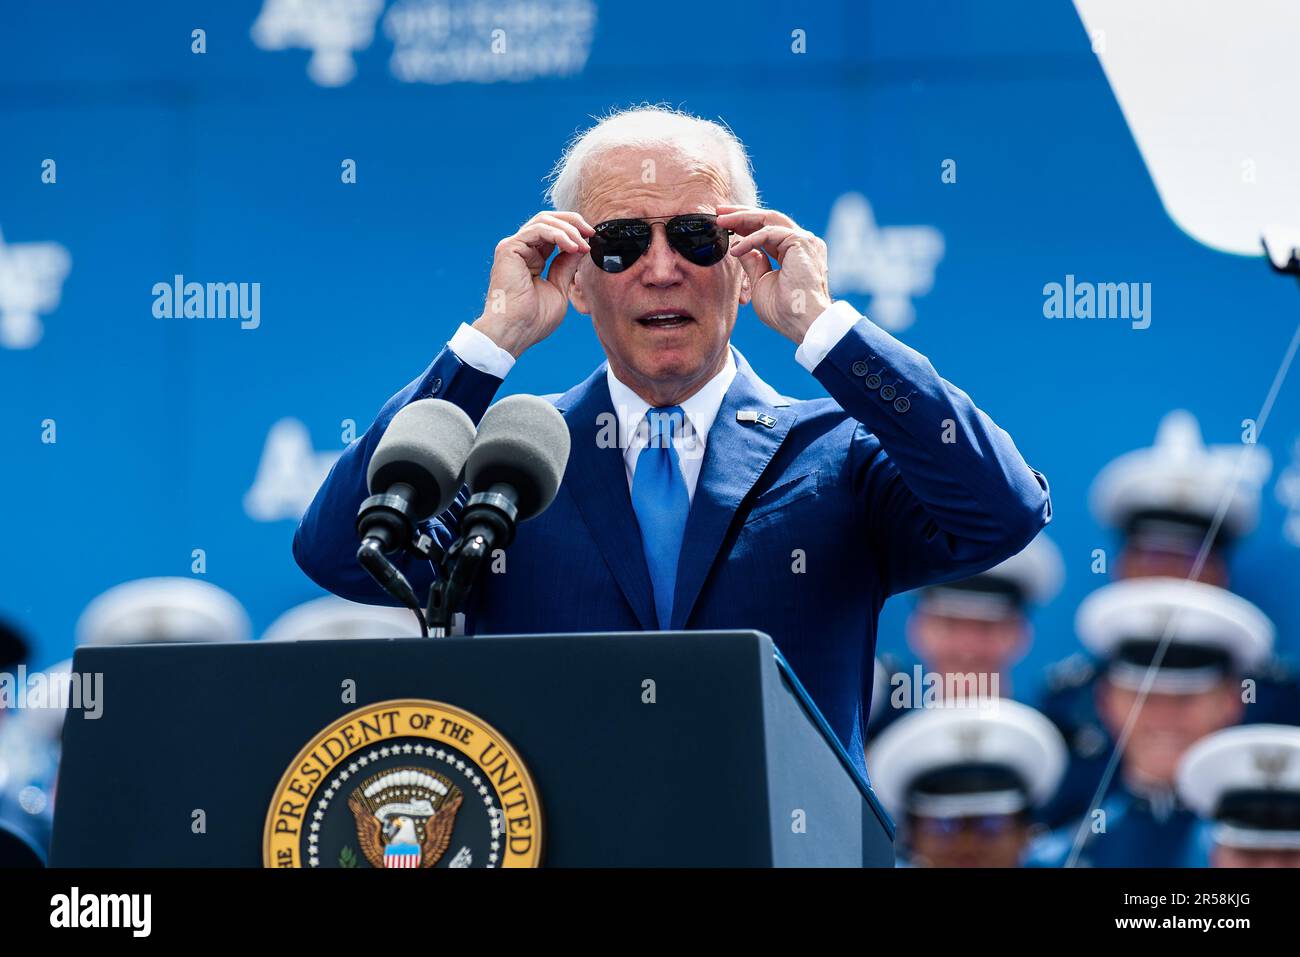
545, 104, 759, 214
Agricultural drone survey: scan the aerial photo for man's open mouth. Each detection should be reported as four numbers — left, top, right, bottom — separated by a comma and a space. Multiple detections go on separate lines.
636, 310, 695, 329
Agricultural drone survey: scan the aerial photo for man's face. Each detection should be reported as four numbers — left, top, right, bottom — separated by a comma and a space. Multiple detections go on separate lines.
908, 814, 1032, 868
1117, 545, 1228, 586
569, 146, 749, 403
1097, 679, 1244, 785
1211, 844, 1300, 868
907, 609, 1027, 686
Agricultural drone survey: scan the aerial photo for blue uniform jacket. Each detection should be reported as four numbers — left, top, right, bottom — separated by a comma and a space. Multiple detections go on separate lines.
294, 315, 1052, 779
1025, 787, 1209, 868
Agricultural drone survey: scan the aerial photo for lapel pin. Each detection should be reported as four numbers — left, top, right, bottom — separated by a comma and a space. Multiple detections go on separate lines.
737, 410, 776, 428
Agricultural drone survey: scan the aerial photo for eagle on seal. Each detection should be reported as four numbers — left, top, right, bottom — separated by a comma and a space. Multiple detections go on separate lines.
349, 789, 464, 869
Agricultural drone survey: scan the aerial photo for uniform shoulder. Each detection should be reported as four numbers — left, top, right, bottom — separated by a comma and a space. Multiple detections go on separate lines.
1025, 793, 1129, 867
1250, 654, 1298, 682
1022, 826, 1074, 868
1043, 653, 1098, 693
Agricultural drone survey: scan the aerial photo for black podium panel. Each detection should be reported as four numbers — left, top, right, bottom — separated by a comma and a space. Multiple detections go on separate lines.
51, 630, 894, 867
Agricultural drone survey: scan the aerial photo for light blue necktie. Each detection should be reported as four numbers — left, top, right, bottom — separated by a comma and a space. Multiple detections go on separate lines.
631, 406, 691, 629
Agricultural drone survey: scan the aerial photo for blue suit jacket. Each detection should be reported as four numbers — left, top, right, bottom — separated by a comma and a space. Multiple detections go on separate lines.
294, 315, 1052, 778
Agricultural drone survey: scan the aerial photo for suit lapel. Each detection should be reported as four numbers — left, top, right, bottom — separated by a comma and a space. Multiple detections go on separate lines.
555, 364, 659, 630
555, 349, 795, 633
669, 350, 795, 630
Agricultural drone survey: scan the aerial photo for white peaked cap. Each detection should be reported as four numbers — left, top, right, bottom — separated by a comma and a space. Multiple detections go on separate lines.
261, 595, 422, 642
77, 577, 251, 646
1076, 577, 1274, 674
983, 531, 1065, 605
1178, 725, 1300, 815
866, 700, 1067, 818
1090, 409, 1272, 538
1177, 725, 1300, 850
918, 533, 1065, 622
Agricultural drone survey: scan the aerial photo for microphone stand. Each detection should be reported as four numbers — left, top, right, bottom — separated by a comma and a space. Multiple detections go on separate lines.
356, 539, 430, 638
353, 480, 520, 639
425, 484, 518, 637
355, 482, 438, 638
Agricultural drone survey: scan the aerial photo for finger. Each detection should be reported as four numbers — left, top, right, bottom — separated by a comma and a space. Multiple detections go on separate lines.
502, 225, 571, 275
737, 248, 772, 290
544, 210, 597, 237
729, 225, 798, 262
515, 223, 585, 257
524, 217, 589, 253
715, 206, 798, 233
546, 249, 583, 299
497, 230, 549, 275
534, 213, 591, 251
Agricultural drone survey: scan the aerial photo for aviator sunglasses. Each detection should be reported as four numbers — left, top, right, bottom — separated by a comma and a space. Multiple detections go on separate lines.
588, 213, 731, 273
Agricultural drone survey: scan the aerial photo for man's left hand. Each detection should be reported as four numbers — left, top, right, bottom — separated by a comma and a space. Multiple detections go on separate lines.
718, 205, 832, 345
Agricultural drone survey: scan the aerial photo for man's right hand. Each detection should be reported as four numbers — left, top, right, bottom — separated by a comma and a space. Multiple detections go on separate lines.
471, 211, 594, 359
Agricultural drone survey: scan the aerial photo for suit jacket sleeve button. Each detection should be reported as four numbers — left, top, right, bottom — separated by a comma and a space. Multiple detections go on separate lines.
880, 384, 896, 401
851, 360, 869, 377
893, 397, 911, 413
864, 373, 882, 390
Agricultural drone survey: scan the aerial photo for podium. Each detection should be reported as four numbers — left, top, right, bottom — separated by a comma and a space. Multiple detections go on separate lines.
50, 630, 895, 867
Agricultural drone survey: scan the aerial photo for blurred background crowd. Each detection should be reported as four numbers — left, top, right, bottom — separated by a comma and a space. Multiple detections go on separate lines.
2, 1, 1298, 866
865, 411, 1300, 867
3, 409, 1297, 868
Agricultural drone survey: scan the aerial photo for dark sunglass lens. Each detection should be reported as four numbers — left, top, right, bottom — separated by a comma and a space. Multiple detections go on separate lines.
668, 216, 728, 267
591, 221, 650, 273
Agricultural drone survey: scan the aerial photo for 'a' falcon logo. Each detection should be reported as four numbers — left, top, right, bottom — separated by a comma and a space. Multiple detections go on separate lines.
954, 723, 986, 760
1251, 747, 1293, 787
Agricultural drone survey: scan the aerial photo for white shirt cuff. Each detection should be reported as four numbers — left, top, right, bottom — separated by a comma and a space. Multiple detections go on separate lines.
794, 299, 863, 372
448, 322, 516, 379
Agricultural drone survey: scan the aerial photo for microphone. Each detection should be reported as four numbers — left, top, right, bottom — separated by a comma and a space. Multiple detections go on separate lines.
427, 395, 570, 634
463, 394, 571, 533
357, 399, 476, 553
355, 399, 476, 632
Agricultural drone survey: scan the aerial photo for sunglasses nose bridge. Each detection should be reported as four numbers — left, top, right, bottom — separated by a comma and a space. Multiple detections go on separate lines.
637, 223, 684, 277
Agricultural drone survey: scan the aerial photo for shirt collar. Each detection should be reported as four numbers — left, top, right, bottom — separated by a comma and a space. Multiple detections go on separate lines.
605, 346, 738, 452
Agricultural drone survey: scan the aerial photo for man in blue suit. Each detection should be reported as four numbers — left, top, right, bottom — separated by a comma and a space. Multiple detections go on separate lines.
294, 106, 1051, 777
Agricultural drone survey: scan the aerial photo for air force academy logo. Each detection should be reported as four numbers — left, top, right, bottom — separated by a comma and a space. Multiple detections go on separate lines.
0, 228, 72, 349
264, 700, 542, 868
243, 418, 341, 522
825, 192, 944, 332
251, 0, 385, 87
251, 0, 596, 88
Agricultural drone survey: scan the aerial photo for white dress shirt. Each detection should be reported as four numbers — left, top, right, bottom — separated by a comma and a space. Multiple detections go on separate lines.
603, 349, 735, 502
446, 299, 865, 500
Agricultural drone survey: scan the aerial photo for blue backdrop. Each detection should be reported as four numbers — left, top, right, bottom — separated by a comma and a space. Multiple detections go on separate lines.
3, 1, 1297, 693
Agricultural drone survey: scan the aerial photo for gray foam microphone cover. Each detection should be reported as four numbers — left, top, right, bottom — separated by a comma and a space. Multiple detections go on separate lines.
366, 399, 477, 518
465, 394, 571, 521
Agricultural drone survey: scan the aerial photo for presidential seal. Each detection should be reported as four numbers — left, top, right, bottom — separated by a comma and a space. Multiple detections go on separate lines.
263, 699, 542, 868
